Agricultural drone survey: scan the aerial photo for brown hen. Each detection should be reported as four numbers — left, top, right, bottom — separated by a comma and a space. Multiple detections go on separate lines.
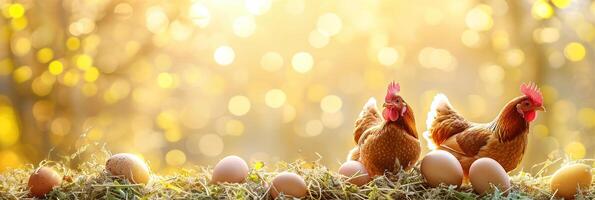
424, 83, 545, 175
347, 82, 421, 177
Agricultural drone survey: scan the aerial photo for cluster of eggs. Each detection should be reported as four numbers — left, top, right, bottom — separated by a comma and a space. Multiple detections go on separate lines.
26, 153, 310, 198
25, 151, 592, 198
420, 150, 592, 198
210, 155, 308, 198
421, 152, 512, 195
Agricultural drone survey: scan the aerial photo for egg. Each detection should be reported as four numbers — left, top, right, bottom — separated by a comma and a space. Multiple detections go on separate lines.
550, 163, 592, 199
106, 153, 151, 184
211, 155, 249, 184
338, 160, 371, 186
28, 167, 62, 198
420, 150, 464, 188
469, 158, 511, 194
270, 172, 308, 198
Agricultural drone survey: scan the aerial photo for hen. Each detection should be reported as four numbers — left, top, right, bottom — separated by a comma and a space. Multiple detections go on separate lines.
347, 82, 421, 177
424, 83, 545, 175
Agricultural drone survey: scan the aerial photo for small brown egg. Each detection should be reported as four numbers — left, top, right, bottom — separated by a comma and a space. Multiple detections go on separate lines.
211, 155, 249, 184
28, 167, 62, 198
469, 158, 510, 195
550, 163, 592, 199
420, 150, 464, 188
106, 153, 151, 184
338, 160, 371, 186
270, 172, 308, 198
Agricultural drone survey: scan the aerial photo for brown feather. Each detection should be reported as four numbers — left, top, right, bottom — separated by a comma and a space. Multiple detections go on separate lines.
400, 104, 418, 139
454, 127, 491, 156
428, 101, 470, 145
490, 96, 529, 142
353, 103, 382, 144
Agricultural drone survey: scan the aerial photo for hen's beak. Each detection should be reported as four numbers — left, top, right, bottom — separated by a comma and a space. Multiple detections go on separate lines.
535, 105, 546, 112
383, 102, 395, 108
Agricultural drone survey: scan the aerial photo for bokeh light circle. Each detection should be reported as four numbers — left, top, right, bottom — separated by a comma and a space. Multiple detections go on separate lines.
265, 89, 287, 108
199, 134, 224, 157
377, 47, 399, 66
320, 95, 342, 113
291, 52, 313, 73
214, 46, 235, 66
228, 95, 251, 116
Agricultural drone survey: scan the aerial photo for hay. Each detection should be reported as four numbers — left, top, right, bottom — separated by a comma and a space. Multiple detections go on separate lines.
0, 146, 593, 200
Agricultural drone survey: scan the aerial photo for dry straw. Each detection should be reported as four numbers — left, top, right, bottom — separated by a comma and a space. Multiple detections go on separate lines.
0, 144, 593, 200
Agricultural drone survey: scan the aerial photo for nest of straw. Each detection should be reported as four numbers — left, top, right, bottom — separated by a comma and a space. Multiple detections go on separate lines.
0, 145, 593, 200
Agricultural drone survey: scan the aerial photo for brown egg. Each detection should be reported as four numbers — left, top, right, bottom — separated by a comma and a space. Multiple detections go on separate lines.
28, 167, 62, 198
420, 150, 464, 188
270, 172, 308, 198
550, 163, 592, 199
338, 160, 371, 186
211, 155, 249, 184
106, 153, 151, 184
469, 158, 510, 194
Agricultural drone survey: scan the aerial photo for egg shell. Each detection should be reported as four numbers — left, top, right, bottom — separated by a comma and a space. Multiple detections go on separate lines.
270, 172, 308, 198
420, 150, 464, 187
106, 153, 151, 184
338, 160, 371, 186
550, 163, 592, 199
469, 158, 510, 195
211, 155, 249, 184
28, 167, 62, 198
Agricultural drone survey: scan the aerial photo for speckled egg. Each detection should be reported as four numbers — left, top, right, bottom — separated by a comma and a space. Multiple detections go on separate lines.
469, 158, 511, 194
420, 150, 464, 187
106, 153, 151, 184
550, 163, 592, 199
28, 167, 62, 198
211, 155, 249, 184
338, 160, 371, 186
270, 172, 308, 198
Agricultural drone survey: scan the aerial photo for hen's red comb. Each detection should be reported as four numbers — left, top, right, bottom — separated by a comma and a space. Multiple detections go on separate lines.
520, 82, 543, 106
387, 81, 400, 95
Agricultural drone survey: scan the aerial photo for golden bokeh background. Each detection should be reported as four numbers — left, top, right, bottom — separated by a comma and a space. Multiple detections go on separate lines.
0, 0, 594, 173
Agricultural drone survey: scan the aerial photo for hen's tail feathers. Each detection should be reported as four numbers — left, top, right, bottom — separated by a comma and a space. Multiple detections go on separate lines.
347, 147, 360, 161
422, 131, 436, 150
354, 97, 381, 143
361, 97, 377, 116
424, 93, 452, 150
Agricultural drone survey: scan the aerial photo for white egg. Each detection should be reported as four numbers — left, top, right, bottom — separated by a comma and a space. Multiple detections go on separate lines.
211, 155, 249, 184
420, 150, 464, 187
338, 160, 371, 186
469, 157, 510, 194
270, 172, 308, 198
106, 153, 151, 184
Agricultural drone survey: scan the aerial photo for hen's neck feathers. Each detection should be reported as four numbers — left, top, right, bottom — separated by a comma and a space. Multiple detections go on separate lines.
383, 104, 418, 139
489, 96, 529, 142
